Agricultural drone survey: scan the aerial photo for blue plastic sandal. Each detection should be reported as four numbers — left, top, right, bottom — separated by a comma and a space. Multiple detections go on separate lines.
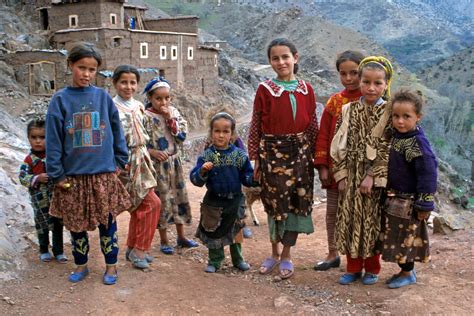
339, 272, 362, 285
177, 238, 199, 248
40, 252, 53, 262
204, 265, 217, 273
103, 268, 118, 285
160, 244, 174, 255
388, 271, 416, 289
55, 254, 68, 264
68, 267, 89, 283
234, 261, 250, 271
362, 273, 379, 285
243, 227, 253, 239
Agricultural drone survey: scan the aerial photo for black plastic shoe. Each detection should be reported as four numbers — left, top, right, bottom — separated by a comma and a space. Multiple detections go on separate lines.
313, 256, 341, 271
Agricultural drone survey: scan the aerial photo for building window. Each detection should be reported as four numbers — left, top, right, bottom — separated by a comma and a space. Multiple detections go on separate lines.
159, 69, 165, 77
214, 54, 218, 67
110, 14, 117, 25
140, 43, 148, 58
187, 47, 194, 60
160, 46, 167, 60
112, 37, 121, 48
171, 46, 178, 60
69, 15, 78, 28
216, 43, 220, 48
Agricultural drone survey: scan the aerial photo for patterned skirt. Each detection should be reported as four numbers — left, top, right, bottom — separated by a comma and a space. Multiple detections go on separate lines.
50, 173, 131, 232
377, 196, 430, 263
259, 132, 314, 220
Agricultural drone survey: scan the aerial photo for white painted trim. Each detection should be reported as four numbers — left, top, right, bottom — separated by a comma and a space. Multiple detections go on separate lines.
171, 45, 178, 61
128, 29, 197, 37
69, 15, 78, 28
160, 46, 167, 60
187, 46, 194, 60
110, 13, 117, 25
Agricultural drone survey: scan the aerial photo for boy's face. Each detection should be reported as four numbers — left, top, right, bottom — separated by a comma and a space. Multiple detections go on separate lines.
28, 127, 46, 152
211, 118, 232, 150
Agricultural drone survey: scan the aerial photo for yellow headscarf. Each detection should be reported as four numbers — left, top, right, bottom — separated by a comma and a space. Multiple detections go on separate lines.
358, 56, 394, 100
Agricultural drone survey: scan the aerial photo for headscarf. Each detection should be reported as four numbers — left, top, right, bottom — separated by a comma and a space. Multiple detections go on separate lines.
358, 56, 394, 100
143, 76, 170, 96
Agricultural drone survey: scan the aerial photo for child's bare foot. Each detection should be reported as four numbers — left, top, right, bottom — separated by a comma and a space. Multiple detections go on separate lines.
259, 256, 280, 274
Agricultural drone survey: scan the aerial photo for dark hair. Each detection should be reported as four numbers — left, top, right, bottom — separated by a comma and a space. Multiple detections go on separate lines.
112, 65, 140, 84
67, 42, 102, 67
27, 118, 45, 136
336, 50, 365, 71
391, 89, 424, 115
210, 112, 236, 132
267, 38, 299, 74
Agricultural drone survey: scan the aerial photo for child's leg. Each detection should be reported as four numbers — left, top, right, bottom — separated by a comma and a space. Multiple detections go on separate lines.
325, 189, 339, 260
37, 227, 50, 254
363, 254, 381, 275
346, 255, 364, 273
176, 223, 185, 240
70, 230, 89, 270
51, 217, 64, 256
230, 243, 244, 266
127, 210, 138, 250
280, 232, 298, 277
208, 247, 225, 269
131, 190, 161, 257
158, 228, 169, 245
98, 213, 119, 274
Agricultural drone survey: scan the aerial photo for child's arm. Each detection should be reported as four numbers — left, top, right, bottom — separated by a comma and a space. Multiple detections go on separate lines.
413, 135, 438, 220
305, 83, 319, 154
19, 159, 35, 189
248, 86, 265, 180
330, 104, 350, 190
315, 98, 335, 186
169, 107, 187, 144
45, 108, 66, 183
109, 98, 129, 169
190, 156, 212, 187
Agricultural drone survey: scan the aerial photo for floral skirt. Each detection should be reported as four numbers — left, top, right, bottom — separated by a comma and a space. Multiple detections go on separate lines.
50, 173, 131, 232
259, 132, 314, 220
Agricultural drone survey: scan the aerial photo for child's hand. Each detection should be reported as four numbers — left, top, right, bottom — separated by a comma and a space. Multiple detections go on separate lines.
56, 179, 71, 190
150, 149, 169, 162
417, 210, 430, 221
200, 162, 214, 176
253, 160, 261, 182
318, 166, 331, 186
359, 175, 374, 195
337, 178, 347, 192
37, 173, 49, 183
159, 106, 171, 119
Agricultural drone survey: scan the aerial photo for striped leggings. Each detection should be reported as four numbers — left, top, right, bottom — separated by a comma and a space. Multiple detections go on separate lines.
127, 189, 161, 251
326, 189, 339, 253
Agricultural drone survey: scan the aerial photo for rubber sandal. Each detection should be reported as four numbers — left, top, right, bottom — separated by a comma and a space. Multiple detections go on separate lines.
55, 254, 68, 264
129, 249, 150, 269
362, 273, 379, 285
279, 260, 294, 279
313, 256, 340, 271
204, 265, 217, 273
40, 252, 53, 262
68, 267, 89, 283
259, 257, 279, 275
177, 238, 199, 248
234, 261, 250, 271
243, 227, 252, 238
339, 272, 362, 285
388, 271, 416, 289
103, 267, 118, 285
126, 248, 153, 263
160, 244, 174, 255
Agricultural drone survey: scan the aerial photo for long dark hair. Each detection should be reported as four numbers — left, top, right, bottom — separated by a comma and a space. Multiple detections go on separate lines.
335, 50, 365, 71
267, 38, 299, 74
27, 118, 45, 136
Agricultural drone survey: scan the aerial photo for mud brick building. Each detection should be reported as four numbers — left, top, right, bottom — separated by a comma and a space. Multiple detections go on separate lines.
13, 0, 219, 95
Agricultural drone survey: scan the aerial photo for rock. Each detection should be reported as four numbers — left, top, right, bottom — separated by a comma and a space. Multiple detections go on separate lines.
274, 295, 294, 308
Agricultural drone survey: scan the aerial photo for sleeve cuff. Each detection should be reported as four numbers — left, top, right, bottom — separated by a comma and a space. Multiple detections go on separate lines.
333, 169, 347, 183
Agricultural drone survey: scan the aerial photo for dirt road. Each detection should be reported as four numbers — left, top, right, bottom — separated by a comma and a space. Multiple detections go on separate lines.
2, 173, 473, 315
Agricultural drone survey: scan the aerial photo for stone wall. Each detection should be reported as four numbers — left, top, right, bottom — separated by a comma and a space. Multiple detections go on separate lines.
145, 17, 198, 34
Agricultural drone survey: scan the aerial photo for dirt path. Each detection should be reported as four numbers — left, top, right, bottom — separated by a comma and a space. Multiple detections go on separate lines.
2, 171, 473, 315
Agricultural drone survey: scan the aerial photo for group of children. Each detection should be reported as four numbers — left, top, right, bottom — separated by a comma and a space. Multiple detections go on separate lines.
20, 38, 437, 290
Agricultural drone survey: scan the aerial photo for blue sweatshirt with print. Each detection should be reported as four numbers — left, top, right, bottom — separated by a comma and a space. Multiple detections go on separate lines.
46, 86, 128, 183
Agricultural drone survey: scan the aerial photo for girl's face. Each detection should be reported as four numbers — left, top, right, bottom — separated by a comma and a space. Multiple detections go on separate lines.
338, 60, 360, 92
360, 68, 387, 105
211, 118, 233, 150
70, 57, 98, 88
114, 72, 138, 100
392, 101, 421, 133
269, 45, 298, 81
28, 127, 46, 152
149, 87, 171, 113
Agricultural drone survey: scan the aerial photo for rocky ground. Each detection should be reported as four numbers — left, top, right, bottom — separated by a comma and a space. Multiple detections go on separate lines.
1, 168, 473, 315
